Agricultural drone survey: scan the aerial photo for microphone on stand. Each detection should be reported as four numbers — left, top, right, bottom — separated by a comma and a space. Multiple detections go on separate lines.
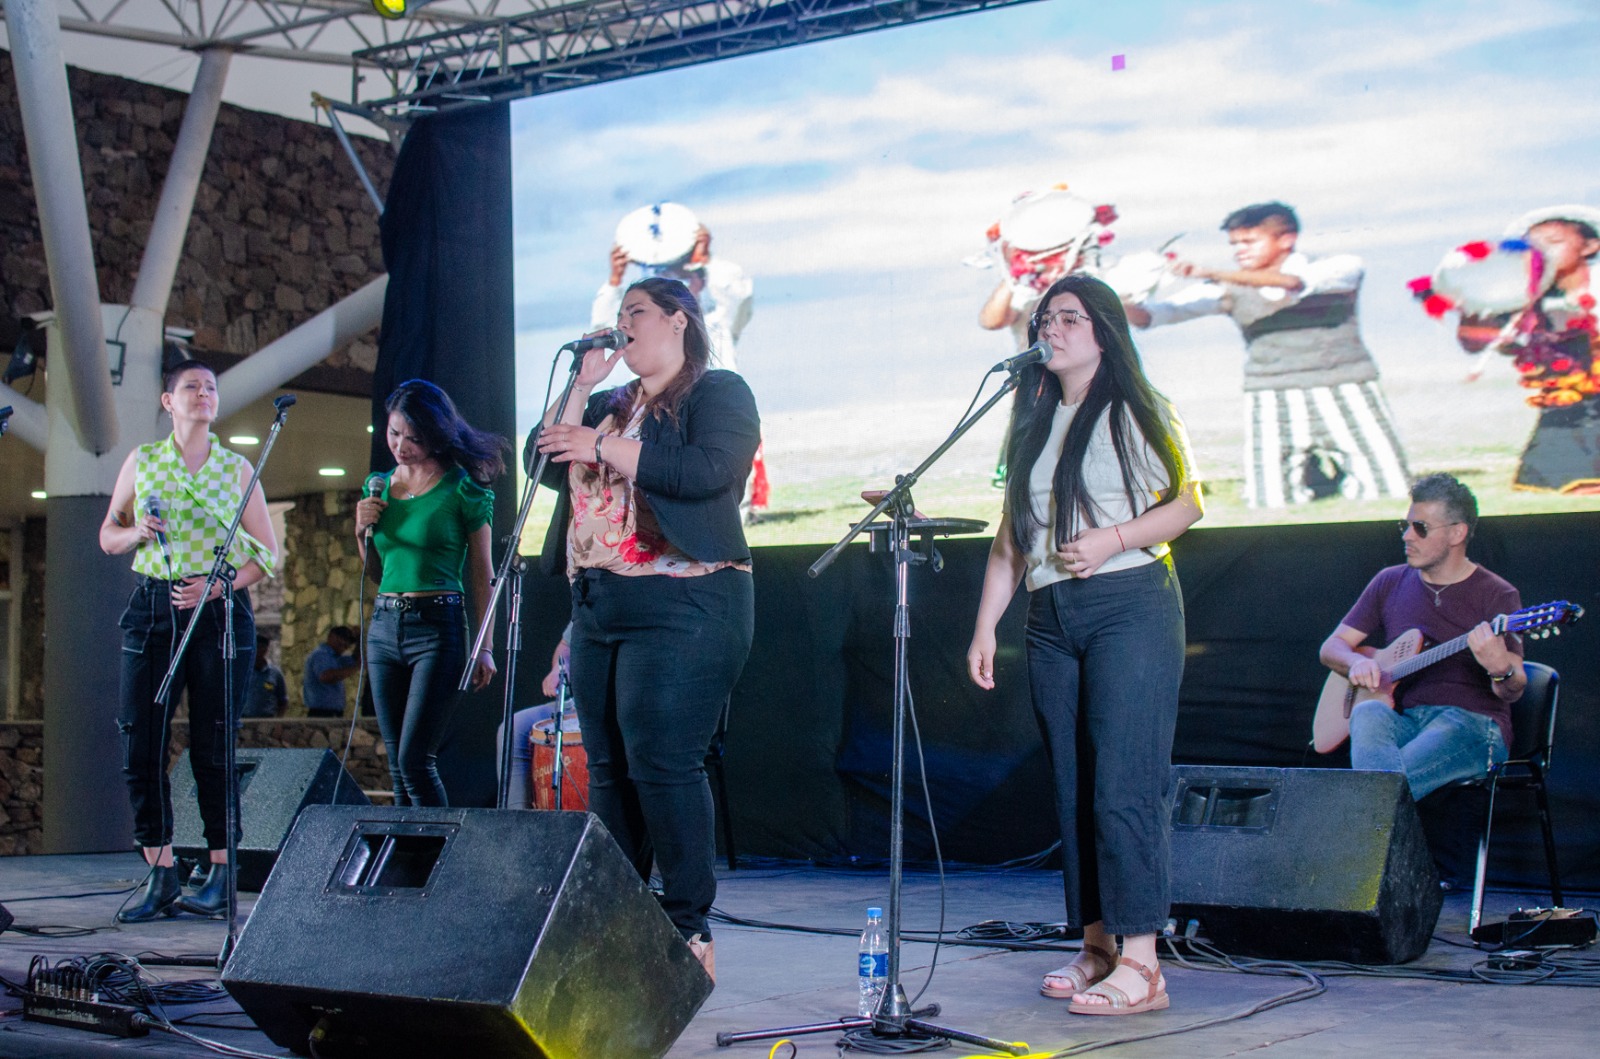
144, 495, 173, 568
362, 473, 386, 542
991, 340, 1052, 375
560, 329, 631, 354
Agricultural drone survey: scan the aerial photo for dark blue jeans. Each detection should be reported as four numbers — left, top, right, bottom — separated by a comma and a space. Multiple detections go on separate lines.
367, 599, 467, 806
1026, 558, 1185, 936
568, 567, 754, 940
118, 578, 254, 850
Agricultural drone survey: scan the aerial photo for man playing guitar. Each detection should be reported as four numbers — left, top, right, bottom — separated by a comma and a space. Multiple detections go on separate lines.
1318, 473, 1525, 802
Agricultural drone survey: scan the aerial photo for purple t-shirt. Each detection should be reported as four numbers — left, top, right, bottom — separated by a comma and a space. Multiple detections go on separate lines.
1341, 564, 1522, 744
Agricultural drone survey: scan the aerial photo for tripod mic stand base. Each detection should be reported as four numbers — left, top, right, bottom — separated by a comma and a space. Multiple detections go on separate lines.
714, 1005, 941, 1048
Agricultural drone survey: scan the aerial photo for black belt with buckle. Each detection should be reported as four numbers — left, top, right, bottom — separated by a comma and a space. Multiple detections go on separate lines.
375, 593, 464, 611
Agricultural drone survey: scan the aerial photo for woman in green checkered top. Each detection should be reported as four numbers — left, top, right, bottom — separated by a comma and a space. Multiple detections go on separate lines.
100, 360, 278, 922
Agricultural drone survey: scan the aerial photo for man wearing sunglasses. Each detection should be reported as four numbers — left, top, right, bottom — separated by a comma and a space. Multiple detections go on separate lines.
1318, 474, 1524, 813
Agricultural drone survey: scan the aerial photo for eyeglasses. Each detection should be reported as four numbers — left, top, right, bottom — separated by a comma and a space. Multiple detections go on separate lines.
1034, 308, 1088, 330
1398, 519, 1461, 539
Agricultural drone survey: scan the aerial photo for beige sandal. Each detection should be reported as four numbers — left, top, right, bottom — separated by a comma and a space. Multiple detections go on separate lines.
687, 934, 716, 984
1040, 942, 1116, 999
1067, 956, 1168, 1016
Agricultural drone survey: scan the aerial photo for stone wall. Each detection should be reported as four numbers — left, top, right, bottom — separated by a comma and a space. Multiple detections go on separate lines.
0, 718, 392, 855
0, 721, 42, 855
0, 49, 392, 368
279, 490, 367, 715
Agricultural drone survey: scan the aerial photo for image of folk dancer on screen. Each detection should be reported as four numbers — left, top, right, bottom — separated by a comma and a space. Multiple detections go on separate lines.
532, 277, 760, 983
1124, 202, 1410, 507
99, 359, 279, 922
1447, 206, 1600, 494
593, 202, 767, 521
302, 625, 359, 718
1319, 474, 1522, 810
973, 185, 1119, 486
966, 275, 1202, 1015
354, 381, 504, 807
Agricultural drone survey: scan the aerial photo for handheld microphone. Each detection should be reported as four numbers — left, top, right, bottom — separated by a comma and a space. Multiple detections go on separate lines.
144, 495, 172, 566
561, 329, 631, 354
363, 473, 386, 541
273, 394, 297, 412
991, 340, 1052, 374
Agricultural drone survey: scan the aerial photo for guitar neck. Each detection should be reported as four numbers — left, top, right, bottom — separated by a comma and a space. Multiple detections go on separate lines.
1388, 632, 1471, 681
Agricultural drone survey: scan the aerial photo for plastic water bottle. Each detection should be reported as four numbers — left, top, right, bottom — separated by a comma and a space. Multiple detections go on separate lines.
858, 906, 888, 1016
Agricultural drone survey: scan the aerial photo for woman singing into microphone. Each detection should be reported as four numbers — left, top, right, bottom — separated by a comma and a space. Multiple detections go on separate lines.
967, 275, 1202, 1015
354, 381, 503, 807
100, 360, 278, 921
533, 277, 760, 980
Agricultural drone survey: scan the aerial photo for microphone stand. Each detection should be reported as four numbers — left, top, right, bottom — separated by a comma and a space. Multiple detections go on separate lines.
719, 371, 1028, 1055
151, 394, 295, 970
468, 346, 588, 808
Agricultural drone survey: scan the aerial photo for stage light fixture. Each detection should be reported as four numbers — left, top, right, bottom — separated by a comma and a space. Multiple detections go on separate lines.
372, 0, 407, 19
229, 435, 261, 446
318, 467, 347, 477
30, 491, 47, 500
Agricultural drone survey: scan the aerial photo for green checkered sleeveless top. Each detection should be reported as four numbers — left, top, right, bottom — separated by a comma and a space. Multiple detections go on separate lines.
131, 433, 276, 581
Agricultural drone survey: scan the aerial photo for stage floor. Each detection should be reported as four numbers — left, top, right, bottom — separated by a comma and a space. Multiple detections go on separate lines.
1, 851, 1594, 1058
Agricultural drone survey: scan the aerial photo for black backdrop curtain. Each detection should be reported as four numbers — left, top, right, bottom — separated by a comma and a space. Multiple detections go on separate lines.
513, 513, 1600, 890
372, 104, 516, 807
372, 105, 1598, 887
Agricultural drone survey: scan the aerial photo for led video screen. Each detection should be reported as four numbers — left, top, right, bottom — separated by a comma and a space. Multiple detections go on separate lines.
512, 0, 1600, 548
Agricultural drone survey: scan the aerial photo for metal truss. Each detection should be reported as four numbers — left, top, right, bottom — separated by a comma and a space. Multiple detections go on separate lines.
0, 1, 547, 68
345, 0, 1042, 121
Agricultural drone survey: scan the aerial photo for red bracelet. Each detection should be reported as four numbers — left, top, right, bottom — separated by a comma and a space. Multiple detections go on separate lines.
1113, 524, 1126, 552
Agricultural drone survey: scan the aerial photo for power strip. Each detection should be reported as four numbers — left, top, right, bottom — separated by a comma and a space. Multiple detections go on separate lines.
21, 994, 150, 1038
1471, 908, 1597, 948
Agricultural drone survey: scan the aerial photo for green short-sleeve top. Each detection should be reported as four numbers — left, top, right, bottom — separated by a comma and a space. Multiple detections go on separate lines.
372, 466, 494, 594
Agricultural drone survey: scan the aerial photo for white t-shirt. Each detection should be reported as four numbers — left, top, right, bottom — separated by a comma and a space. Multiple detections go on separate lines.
1022, 399, 1196, 592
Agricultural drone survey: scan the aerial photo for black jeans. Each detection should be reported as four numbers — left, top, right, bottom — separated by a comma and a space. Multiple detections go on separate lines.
568, 567, 754, 940
367, 598, 467, 806
118, 578, 254, 850
1025, 559, 1185, 936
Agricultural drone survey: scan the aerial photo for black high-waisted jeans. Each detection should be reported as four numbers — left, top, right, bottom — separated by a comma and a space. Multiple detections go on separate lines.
366, 596, 467, 806
567, 566, 754, 940
118, 577, 254, 850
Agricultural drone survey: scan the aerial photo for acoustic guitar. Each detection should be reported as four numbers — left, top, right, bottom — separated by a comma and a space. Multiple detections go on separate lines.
1311, 600, 1583, 753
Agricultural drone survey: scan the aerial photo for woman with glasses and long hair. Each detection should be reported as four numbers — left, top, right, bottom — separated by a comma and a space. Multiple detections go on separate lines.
354, 380, 505, 806
100, 360, 278, 921
531, 276, 760, 982
967, 274, 1203, 1016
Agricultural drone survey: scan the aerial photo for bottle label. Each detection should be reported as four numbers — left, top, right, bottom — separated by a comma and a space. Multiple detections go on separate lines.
859, 953, 887, 978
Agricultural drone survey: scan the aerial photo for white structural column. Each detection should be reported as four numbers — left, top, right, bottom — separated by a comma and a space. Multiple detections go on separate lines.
218, 275, 389, 417
0, 380, 48, 449
7, 0, 117, 454
130, 48, 233, 314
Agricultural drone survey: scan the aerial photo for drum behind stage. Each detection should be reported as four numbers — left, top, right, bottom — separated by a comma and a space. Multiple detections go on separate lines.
530, 708, 590, 811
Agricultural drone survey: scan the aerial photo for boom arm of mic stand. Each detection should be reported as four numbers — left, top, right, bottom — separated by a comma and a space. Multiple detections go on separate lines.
808, 371, 1022, 579
458, 351, 586, 692
155, 404, 291, 707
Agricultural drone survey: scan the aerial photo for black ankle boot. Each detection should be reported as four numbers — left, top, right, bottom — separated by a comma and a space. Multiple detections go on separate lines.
117, 865, 182, 923
178, 864, 229, 918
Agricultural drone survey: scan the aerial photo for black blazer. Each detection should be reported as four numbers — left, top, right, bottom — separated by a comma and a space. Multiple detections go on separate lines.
533, 370, 761, 576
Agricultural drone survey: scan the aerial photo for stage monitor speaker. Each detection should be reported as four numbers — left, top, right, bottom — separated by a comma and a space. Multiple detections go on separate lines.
222, 806, 711, 1059
171, 748, 369, 891
1170, 766, 1442, 964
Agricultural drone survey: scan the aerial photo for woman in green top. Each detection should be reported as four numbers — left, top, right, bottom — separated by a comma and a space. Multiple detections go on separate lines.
100, 360, 278, 921
355, 380, 505, 805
